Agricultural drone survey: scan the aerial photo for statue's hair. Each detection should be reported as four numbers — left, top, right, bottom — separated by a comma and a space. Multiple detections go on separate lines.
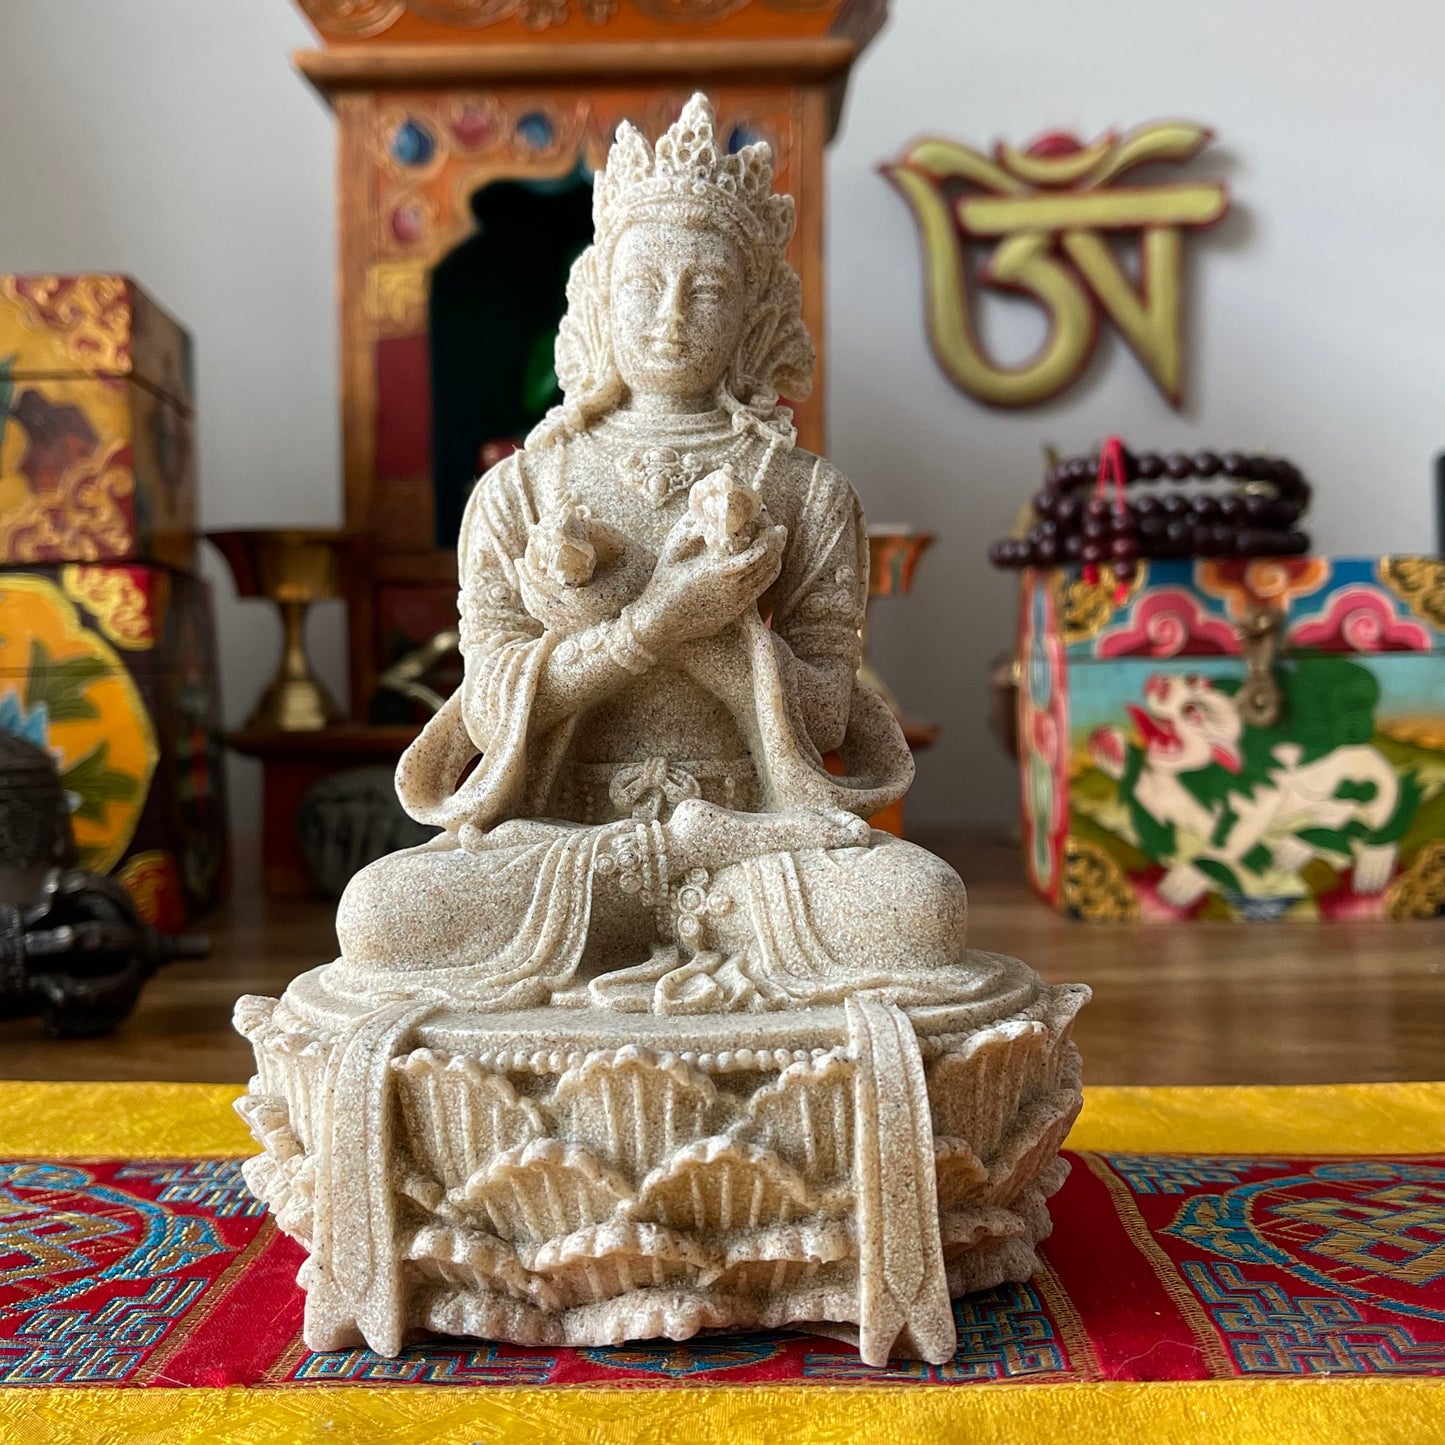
526, 94, 814, 449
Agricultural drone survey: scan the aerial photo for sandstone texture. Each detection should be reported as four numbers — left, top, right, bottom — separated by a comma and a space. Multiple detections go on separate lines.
236, 94, 1088, 1366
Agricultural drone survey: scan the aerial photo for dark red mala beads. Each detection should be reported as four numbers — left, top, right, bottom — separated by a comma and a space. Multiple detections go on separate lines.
990, 445, 1312, 574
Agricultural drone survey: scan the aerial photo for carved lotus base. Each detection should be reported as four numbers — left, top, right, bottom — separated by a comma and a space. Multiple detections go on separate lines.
235, 953, 1087, 1366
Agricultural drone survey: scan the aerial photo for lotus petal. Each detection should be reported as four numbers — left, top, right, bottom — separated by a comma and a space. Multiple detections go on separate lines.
730, 1052, 854, 1187
934, 1135, 989, 1208
927, 1020, 1049, 1159
392, 1049, 547, 1191
455, 1138, 633, 1244
551, 1046, 724, 1180
628, 1136, 837, 1235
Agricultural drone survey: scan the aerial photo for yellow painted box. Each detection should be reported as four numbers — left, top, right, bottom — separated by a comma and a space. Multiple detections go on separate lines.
0, 562, 227, 927
0, 275, 196, 567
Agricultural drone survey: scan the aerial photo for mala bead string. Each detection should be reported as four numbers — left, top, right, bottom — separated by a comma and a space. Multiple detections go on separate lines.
989, 438, 1312, 571
1081, 437, 1134, 598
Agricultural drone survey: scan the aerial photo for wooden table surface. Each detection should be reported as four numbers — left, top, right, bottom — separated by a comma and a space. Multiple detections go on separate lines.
3, 834, 1442, 1086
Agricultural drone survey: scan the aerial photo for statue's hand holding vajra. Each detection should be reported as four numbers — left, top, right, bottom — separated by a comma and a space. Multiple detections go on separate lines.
628, 507, 787, 657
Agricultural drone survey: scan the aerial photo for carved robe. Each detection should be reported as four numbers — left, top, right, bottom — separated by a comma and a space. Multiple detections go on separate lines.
397, 432, 912, 831
335, 427, 969, 1012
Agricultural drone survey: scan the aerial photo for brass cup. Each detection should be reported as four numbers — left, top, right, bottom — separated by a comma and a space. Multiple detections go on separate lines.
206, 528, 353, 732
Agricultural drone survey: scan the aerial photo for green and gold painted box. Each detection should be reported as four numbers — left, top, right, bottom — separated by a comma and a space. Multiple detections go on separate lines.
1019, 556, 1445, 921
0, 275, 196, 567
0, 563, 226, 926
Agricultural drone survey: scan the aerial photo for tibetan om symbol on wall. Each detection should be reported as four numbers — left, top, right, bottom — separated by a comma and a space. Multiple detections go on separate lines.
883, 123, 1229, 409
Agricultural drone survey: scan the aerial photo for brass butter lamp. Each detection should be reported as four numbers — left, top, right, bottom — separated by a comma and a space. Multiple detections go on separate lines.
206, 528, 353, 732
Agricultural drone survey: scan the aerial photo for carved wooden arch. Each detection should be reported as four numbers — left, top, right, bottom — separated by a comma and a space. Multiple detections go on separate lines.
292, 1, 879, 710
361, 91, 796, 341
296, 0, 878, 44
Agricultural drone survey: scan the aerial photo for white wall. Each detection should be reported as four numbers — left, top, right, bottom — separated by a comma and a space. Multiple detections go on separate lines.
0, 0, 342, 847
832, 0, 1445, 827
2, 0, 1441, 838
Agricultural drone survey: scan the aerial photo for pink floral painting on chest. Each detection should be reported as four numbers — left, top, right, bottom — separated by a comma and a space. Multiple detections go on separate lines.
1020, 558, 1445, 921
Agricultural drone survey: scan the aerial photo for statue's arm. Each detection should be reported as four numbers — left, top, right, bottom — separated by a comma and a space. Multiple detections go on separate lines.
774, 646, 857, 755
769, 460, 869, 754
527, 607, 658, 733
458, 469, 655, 742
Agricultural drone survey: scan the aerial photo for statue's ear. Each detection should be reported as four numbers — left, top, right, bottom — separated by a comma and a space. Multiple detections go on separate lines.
555, 249, 608, 396
767, 315, 815, 403
738, 257, 814, 404
736, 301, 781, 395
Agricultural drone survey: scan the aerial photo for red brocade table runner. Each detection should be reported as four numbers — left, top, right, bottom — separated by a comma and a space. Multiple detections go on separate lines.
1, 1081, 1443, 1443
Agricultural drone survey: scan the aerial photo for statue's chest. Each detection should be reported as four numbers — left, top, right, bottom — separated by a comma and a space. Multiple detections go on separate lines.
525, 432, 797, 561
566, 476, 683, 554
542, 443, 740, 551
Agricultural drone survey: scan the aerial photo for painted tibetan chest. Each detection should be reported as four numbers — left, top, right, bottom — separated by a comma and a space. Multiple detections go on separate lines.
0, 275, 196, 568
1019, 556, 1445, 921
0, 563, 227, 927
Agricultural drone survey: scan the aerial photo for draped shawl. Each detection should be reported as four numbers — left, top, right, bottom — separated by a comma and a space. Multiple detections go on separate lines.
395, 436, 913, 833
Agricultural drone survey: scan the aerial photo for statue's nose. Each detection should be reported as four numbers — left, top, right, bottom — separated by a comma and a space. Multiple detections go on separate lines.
652, 280, 686, 337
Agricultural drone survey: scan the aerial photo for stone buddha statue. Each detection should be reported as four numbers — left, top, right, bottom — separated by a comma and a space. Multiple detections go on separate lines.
236, 96, 1086, 1369
334, 94, 972, 1017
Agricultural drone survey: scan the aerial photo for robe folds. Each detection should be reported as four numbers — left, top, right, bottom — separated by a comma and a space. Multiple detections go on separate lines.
333, 428, 967, 1011
394, 432, 913, 834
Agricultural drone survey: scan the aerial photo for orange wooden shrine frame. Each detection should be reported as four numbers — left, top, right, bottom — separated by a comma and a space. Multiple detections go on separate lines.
291, 0, 888, 710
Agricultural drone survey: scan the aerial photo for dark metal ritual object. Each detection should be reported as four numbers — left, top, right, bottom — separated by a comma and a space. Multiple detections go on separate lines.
0, 731, 208, 1037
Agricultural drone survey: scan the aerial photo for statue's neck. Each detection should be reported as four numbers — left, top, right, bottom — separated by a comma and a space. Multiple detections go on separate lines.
615, 389, 721, 419
602, 402, 733, 444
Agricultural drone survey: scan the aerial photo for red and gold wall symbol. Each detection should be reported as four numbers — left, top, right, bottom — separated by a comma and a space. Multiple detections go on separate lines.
883, 122, 1229, 408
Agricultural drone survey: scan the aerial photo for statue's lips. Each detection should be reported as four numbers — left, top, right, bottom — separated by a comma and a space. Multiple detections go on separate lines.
1127, 703, 1183, 755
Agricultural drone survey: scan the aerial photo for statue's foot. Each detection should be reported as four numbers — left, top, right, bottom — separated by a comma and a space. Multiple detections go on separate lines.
666, 798, 870, 872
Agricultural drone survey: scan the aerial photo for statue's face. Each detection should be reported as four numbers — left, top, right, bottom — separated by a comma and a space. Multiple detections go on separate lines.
610, 220, 747, 401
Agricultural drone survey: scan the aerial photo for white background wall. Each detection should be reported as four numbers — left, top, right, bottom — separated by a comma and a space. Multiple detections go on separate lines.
2, 0, 1442, 840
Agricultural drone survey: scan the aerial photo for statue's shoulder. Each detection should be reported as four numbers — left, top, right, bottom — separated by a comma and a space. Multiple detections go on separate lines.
769, 445, 862, 528
776, 444, 856, 494
467, 447, 526, 505
459, 447, 541, 554
467, 437, 582, 519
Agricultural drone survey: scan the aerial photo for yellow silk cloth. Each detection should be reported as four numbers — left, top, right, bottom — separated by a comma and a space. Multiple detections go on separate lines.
2, 1080, 1443, 1445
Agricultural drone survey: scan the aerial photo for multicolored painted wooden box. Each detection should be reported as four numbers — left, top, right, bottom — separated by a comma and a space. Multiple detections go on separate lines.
1019, 556, 1445, 921
0, 275, 196, 567
0, 563, 227, 926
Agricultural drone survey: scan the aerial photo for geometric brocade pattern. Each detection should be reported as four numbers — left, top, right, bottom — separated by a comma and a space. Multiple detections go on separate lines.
0, 1279, 205, 1385
2, 1152, 1443, 1388
1107, 1156, 1271, 1195
1186, 1261, 1445, 1374
113, 1161, 267, 1219
801, 1281, 1070, 1381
